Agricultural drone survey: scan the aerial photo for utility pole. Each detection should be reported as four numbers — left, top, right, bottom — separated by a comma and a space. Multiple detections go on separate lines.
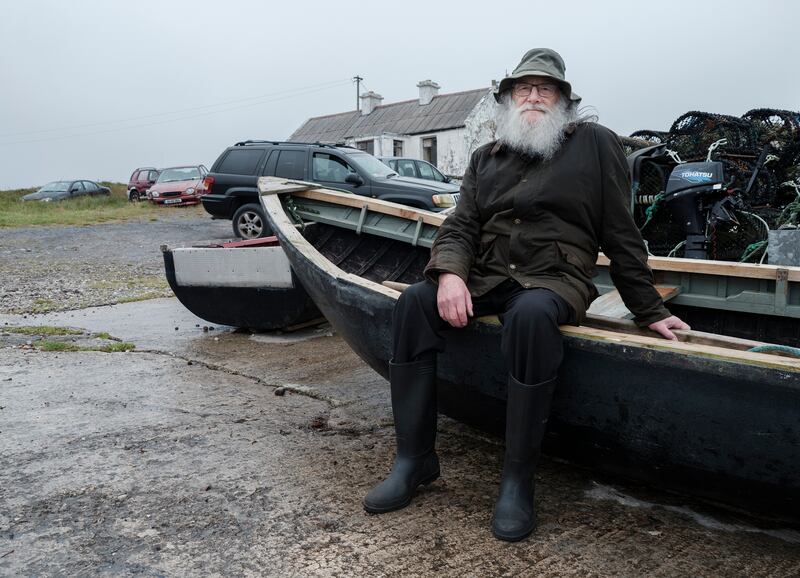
353, 76, 363, 111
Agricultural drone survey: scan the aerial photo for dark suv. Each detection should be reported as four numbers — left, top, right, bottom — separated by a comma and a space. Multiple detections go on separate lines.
199, 141, 461, 238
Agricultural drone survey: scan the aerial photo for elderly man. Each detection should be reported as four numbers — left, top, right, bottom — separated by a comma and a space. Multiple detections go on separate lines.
363, 48, 688, 541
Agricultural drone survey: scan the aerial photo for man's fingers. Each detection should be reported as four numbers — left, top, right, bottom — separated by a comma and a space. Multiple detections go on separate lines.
661, 327, 678, 341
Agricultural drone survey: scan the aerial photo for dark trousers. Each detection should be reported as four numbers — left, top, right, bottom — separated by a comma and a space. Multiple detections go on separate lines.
393, 279, 574, 384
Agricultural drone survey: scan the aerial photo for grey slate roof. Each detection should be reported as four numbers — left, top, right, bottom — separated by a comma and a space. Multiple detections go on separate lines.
289, 88, 491, 143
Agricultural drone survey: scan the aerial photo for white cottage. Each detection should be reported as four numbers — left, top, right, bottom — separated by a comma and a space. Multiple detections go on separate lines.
289, 81, 499, 177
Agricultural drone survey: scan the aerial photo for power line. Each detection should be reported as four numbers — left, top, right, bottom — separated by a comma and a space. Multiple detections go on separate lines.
0, 78, 352, 139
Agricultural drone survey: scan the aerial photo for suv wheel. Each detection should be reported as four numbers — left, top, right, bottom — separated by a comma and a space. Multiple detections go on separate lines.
128, 189, 140, 202
232, 203, 271, 239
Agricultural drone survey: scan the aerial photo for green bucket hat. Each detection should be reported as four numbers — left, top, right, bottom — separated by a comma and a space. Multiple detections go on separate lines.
494, 48, 581, 104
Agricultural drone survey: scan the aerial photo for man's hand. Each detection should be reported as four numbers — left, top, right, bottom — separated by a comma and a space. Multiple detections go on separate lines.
437, 273, 473, 328
648, 315, 691, 341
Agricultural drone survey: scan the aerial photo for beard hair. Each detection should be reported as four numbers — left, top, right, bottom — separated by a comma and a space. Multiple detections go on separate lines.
495, 94, 578, 160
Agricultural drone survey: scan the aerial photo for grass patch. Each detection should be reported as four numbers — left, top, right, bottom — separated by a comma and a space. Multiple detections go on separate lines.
36, 340, 136, 353
38, 340, 80, 352
0, 182, 201, 228
30, 298, 58, 314
4, 326, 134, 353
97, 342, 136, 352
117, 291, 168, 304
88, 276, 169, 291
4, 325, 84, 336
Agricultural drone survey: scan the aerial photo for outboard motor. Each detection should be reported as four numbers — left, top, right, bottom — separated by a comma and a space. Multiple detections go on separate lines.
663, 161, 729, 259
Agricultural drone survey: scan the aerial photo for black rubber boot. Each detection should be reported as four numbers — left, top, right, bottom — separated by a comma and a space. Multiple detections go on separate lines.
363, 358, 440, 513
491, 374, 557, 541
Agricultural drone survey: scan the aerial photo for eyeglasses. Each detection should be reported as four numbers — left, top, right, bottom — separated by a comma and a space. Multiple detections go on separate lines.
511, 82, 558, 99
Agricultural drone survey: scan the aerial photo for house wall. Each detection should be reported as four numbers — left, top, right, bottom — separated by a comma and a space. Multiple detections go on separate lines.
339, 91, 498, 177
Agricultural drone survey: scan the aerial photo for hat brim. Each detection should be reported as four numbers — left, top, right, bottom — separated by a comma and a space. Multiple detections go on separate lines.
494, 71, 581, 104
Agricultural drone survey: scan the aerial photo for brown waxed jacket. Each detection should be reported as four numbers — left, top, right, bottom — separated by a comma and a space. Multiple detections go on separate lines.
424, 122, 671, 327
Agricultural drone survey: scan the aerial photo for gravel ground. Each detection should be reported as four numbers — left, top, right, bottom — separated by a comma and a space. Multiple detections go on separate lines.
0, 207, 230, 315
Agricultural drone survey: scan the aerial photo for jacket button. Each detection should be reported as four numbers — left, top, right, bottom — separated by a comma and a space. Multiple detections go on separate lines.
509, 264, 517, 270
513, 218, 521, 225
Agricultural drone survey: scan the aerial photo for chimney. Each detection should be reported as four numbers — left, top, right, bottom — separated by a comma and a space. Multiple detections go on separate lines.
360, 91, 383, 115
417, 80, 440, 106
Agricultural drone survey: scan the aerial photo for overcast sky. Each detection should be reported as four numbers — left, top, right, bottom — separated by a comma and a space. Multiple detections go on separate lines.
0, 0, 797, 189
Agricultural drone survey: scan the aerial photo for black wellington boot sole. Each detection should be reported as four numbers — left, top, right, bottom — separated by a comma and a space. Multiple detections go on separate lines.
491, 519, 536, 542
362, 470, 440, 514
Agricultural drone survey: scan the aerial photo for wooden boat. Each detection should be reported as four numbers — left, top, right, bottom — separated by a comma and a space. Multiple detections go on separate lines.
161, 237, 321, 331
257, 177, 800, 518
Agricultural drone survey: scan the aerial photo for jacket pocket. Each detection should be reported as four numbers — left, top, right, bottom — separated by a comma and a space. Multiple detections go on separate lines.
556, 242, 597, 278
479, 232, 498, 254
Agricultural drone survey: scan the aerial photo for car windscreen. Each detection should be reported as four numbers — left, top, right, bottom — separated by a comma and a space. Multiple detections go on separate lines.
157, 167, 202, 182
346, 153, 396, 178
40, 181, 71, 192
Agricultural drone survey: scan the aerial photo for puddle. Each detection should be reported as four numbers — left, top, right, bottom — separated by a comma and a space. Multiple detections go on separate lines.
586, 482, 800, 544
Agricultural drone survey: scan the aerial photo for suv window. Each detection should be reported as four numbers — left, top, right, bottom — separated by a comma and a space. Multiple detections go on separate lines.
216, 149, 264, 175
274, 150, 305, 179
396, 160, 417, 178
313, 153, 355, 183
83, 181, 98, 191
417, 161, 434, 180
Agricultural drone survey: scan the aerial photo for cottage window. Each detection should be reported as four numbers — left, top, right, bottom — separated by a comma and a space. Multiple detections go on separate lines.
356, 140, 374, 155
422, 137, 437, 166
393, 140, 404, 157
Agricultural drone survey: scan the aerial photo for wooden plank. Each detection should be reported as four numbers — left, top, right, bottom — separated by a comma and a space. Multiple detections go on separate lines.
587, 285, 680, 319
292, 188, 447, 227
597, 253, 800, 282
561, 324, 800, 371
382, 280, 411, 293
257, 176, 318, 196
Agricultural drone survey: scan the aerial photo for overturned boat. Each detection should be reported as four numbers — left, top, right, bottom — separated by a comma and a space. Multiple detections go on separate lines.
257, 177, 800, 518
161, 237, 320, 331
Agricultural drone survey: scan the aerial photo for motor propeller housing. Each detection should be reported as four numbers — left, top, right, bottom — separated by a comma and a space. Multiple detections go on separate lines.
663, 161, 727, 259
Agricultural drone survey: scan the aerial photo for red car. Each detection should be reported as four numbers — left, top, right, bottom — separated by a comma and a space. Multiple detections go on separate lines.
147, 165, 209, 206
128, 167, 160, 202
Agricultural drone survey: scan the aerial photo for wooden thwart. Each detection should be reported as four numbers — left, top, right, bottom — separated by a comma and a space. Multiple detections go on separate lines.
586, 285, 681, 319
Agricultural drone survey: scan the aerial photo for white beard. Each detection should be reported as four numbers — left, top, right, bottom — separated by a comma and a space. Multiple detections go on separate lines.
495, 96, 576, 160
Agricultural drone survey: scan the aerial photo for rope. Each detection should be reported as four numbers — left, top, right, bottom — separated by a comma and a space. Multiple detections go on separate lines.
667, 240, 686, 258
747, 344, 800, 358
706, 138, 728, 162
665, 149, 684, 164
638, 192, 664, 232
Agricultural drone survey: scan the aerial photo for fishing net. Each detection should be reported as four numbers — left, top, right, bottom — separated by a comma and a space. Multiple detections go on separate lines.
666, 111, 757, 161
619, 136, 652, 156
629, 130, 669, 144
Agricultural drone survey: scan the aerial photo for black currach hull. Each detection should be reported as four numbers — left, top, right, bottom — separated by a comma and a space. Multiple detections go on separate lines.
259, 182, 800, 517
162, 240, 320, 331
